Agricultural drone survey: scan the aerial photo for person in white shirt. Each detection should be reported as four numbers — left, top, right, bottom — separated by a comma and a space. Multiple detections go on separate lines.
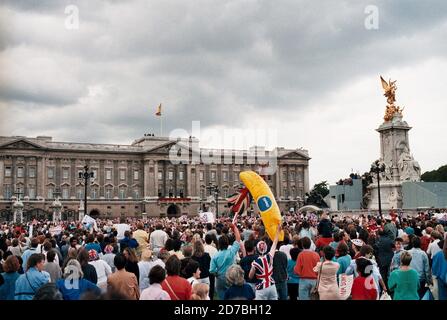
138, 249, 165, 291
88, 249, 112, 292
114, 218, 131, 241
185, 260, 202, 286
203, 234, 218, 258
149, 224, 168, 253
427, 231, 443, 259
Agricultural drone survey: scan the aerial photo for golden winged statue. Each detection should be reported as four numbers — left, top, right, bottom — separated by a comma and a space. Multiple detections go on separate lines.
380, 76, 403, 122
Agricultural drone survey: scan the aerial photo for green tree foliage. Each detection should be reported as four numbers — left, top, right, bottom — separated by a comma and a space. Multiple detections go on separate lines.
421, 165, 447, 182
305, 181, 329, 207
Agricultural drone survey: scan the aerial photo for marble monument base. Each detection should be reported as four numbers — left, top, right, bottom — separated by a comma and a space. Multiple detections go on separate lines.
368, 181, 403, 210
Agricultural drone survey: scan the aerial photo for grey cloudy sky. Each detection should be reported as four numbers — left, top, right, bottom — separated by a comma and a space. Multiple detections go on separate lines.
0, 0, 446, 187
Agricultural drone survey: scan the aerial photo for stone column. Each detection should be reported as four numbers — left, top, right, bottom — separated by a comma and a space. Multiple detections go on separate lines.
275, 165, 280, 198
0, 157, 4, 199
37, 157, 45, 198
186, 164, 192, 197
144, 160, 150, 198
99, 159, 105, 197
303, 165, 310, 194
153, 160, 159, 197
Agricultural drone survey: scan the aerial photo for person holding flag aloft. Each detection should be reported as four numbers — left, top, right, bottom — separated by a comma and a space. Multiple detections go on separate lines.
249, 224, 281, 300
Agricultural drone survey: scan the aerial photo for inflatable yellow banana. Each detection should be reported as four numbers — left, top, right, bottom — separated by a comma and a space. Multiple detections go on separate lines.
239, 170, 284, 241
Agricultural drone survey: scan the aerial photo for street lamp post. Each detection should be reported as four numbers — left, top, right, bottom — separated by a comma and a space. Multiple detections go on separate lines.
370, 160, 386, 218
79, 165, 94, 219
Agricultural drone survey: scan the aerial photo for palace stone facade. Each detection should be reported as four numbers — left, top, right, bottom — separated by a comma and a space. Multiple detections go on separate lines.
0, 135, 310, 221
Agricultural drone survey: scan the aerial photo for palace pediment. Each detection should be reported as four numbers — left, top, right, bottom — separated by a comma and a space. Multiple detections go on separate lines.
0, 138, 45, 150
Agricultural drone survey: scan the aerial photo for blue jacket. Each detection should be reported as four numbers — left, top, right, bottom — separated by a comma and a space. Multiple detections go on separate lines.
14, 268, 50, 300
21, 248, 39, 270
56, 278, 100, 300
119, 237, 139, 252
0, 272, 20, 300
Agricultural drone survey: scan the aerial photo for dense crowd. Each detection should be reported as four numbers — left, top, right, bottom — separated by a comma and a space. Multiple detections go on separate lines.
0, 210, 446, 301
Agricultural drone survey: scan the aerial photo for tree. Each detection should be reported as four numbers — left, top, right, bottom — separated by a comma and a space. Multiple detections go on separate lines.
421, 165, 447, 182
305, 181, 329, 207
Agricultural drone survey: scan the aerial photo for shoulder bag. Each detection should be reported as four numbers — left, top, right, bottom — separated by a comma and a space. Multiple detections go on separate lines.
310, 262, 324, 300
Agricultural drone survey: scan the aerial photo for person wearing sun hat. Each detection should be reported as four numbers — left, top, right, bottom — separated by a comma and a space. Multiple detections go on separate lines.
88, 249, 112, 292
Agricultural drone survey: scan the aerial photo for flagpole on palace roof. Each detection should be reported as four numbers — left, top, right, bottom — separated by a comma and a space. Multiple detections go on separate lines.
160, 112, 163, 137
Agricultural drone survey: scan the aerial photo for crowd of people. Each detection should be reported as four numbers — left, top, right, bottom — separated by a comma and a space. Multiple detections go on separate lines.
0, 209, 446, 301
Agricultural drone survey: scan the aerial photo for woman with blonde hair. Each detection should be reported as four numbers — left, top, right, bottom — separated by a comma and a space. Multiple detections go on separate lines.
224, 265, 255, 300
191, 283, 210, 300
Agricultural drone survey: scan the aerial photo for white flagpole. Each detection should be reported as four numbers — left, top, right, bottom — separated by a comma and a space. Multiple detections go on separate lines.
160, 113, 163, 136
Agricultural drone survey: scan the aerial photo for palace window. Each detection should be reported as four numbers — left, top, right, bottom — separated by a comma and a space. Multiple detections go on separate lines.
223, 188, 229, 198
77, 188, 84, 199
120, 170, 126, 180
4, 167, 11, 177
48, 167, 55, 179
4, 184, 11, 199
290, 171, 295, 181
168, 171, 174, 180
62, 188, 69, 199
158, 171, 163, 180
119, 188, 126, 199
200, 188, 205, 199
133, 189, 139, 199
63, 168, 69, 179
91, 188, 98, 199
28, 186, 36, 199
17, 167, 24, 178
29, 167, 36, 178
199, 171, 204, 181
105, 169, 112, 180
234, 171, 239, 181
223, 172, 228, 182
283, 188, 288, 198
178, 188, 184, 198
133, 170, 139, 180
47, 188, 54, 199
105, 188, 112, 200
282, 171, 287, 181
211, 171, 216, 182
179, 171, 184, 181
168, 188, 174, 197
92, 169, 97, 180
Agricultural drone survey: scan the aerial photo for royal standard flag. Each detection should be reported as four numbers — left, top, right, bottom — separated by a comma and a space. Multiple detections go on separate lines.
155, 103, 162, 116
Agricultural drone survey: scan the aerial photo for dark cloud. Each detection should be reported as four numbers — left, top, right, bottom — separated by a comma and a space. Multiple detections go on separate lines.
1, 0, 447, 185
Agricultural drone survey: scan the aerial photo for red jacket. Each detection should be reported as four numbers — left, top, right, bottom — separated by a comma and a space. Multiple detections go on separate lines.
351, 276, 377, 300
162, 275, 192, 300
420, 236, 431, 252
294, 250, 320, 279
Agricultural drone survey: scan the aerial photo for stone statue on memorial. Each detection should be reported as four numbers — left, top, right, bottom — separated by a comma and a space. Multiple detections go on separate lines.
384, 160, 393, 181
380, 76, 404, 122
398, 145, 421, 181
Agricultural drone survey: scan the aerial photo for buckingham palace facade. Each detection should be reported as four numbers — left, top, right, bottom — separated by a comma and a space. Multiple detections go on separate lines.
0, 134, 310, 221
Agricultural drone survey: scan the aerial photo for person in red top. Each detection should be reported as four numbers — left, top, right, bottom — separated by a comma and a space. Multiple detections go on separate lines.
294, 237, 320, 300
420, 227, 433, 252
161, 255, 192, 300
351, 257, 377, 300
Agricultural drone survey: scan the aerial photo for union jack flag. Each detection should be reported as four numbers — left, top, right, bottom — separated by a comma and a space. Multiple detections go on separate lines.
252, 253, 275, 290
